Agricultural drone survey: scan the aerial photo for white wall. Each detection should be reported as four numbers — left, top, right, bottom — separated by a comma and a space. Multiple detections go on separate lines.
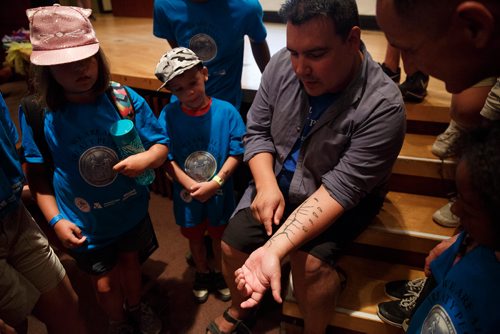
260, 0, 375, 16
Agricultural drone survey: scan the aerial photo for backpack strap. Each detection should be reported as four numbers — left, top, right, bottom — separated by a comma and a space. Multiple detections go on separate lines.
21, 83, 134, 166
20, 95, 53, 166
107, 81, 135, 121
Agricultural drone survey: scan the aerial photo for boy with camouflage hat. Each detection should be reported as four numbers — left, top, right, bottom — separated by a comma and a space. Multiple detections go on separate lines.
155, 47, 246, 303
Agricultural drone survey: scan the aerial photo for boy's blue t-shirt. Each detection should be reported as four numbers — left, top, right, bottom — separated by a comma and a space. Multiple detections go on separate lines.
0, 93, 24, 216
408, 232, 500, 333
20, 88, 168, 250
153, 0, 267, 109
158, 97, 245, 227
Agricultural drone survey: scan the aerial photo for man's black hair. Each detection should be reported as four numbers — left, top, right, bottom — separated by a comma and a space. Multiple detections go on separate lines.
279, 0, 359, 40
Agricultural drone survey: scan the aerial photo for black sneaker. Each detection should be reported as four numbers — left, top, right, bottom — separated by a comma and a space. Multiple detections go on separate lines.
212, 271, 231, 302
193, 272, 211, 304
399, 71, 429, 103
380, 63, 401, 83
127, 302, 162, 334
385, 277, 426, 300
377, 291, 419, 328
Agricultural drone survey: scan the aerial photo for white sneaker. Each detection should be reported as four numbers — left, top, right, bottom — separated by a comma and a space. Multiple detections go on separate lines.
432, 202, 460, 228
431, 121, 462, 159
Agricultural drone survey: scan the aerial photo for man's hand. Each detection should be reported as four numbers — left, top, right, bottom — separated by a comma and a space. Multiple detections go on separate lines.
190, 181, 219, 202
250, 184, 285, 236
425, 233, 459, 276
53, 219, 87, 249
235, 245, 283, 308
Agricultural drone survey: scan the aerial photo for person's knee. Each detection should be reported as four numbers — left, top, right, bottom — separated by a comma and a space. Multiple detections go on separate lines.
221, 241, 249, 272
34, 276, 80, 328
221, 240, 234, 258
303, 255, 331, 278
94, 275, 117, 295
294, 254, 341, 290
45, 276, 79, 305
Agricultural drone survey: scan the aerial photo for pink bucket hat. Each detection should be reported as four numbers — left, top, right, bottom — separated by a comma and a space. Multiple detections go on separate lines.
27, 4, 100, 66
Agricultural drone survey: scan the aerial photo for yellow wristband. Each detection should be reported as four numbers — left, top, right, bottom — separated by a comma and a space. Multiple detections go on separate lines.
212, 175, 225, 187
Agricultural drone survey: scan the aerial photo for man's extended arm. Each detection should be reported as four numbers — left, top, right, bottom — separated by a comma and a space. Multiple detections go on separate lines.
236, 185, 344, 307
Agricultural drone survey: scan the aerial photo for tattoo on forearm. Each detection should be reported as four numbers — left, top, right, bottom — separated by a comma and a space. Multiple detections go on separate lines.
268, 197, 322, 247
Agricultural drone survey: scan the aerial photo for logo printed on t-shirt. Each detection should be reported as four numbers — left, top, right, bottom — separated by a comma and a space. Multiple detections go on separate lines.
189, 33, 217, 62
421, 304, 457, 334
74, 197, 91, 213
78, 146, 119, 187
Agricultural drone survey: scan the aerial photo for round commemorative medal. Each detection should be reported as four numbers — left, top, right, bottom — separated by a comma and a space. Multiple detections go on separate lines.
184, 151, 217, 182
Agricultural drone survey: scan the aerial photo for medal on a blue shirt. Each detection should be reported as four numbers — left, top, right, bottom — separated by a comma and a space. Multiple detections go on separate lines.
184, 151, 217, 182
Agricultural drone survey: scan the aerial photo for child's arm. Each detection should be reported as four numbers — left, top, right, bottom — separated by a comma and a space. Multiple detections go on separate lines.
24, 163, 86, 249
165, 160, 197, 191
113, 143, 168, 178
190, 155, 242, 203
424, 233, 460, 276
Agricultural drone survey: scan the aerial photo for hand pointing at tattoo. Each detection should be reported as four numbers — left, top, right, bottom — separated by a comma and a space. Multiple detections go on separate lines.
250, 183, 285, 235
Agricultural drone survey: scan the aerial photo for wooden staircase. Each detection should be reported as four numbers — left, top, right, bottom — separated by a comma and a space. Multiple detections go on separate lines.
280, 79, 458, 333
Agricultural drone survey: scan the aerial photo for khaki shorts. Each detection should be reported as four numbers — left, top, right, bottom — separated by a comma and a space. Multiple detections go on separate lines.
0, 203, 65, 326
480, 77, 500, 121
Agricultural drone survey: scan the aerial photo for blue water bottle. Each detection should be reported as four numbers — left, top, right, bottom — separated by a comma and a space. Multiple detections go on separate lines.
109, 119, 155, 186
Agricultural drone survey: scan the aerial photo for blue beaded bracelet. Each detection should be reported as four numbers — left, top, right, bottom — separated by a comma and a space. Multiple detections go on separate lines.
48, 214, 64, 227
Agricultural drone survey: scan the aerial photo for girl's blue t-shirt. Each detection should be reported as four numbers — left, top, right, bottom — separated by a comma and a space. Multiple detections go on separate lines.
20, 88, 168, 250
408, 232, 500, 333
0, 93, 24, 216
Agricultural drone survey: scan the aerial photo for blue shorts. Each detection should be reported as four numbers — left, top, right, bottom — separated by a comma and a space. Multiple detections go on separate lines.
69, 214, 158, 275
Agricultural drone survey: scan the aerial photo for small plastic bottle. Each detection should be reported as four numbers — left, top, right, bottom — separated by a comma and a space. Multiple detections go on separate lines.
109, 119, 155, 186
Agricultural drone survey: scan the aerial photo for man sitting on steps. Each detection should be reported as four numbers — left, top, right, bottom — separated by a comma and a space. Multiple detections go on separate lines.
208, 1, 406, 333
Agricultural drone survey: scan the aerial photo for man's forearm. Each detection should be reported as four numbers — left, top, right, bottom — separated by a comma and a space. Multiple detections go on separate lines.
265, 185, 344, 260
248, 152, 277, 191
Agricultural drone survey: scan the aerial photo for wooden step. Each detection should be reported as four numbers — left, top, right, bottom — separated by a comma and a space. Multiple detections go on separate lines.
394, 133, 456, 180
282, 256, 422, 334
355, 192, 455, 255
405, 105, 450, 136
390, 133, 457, 197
